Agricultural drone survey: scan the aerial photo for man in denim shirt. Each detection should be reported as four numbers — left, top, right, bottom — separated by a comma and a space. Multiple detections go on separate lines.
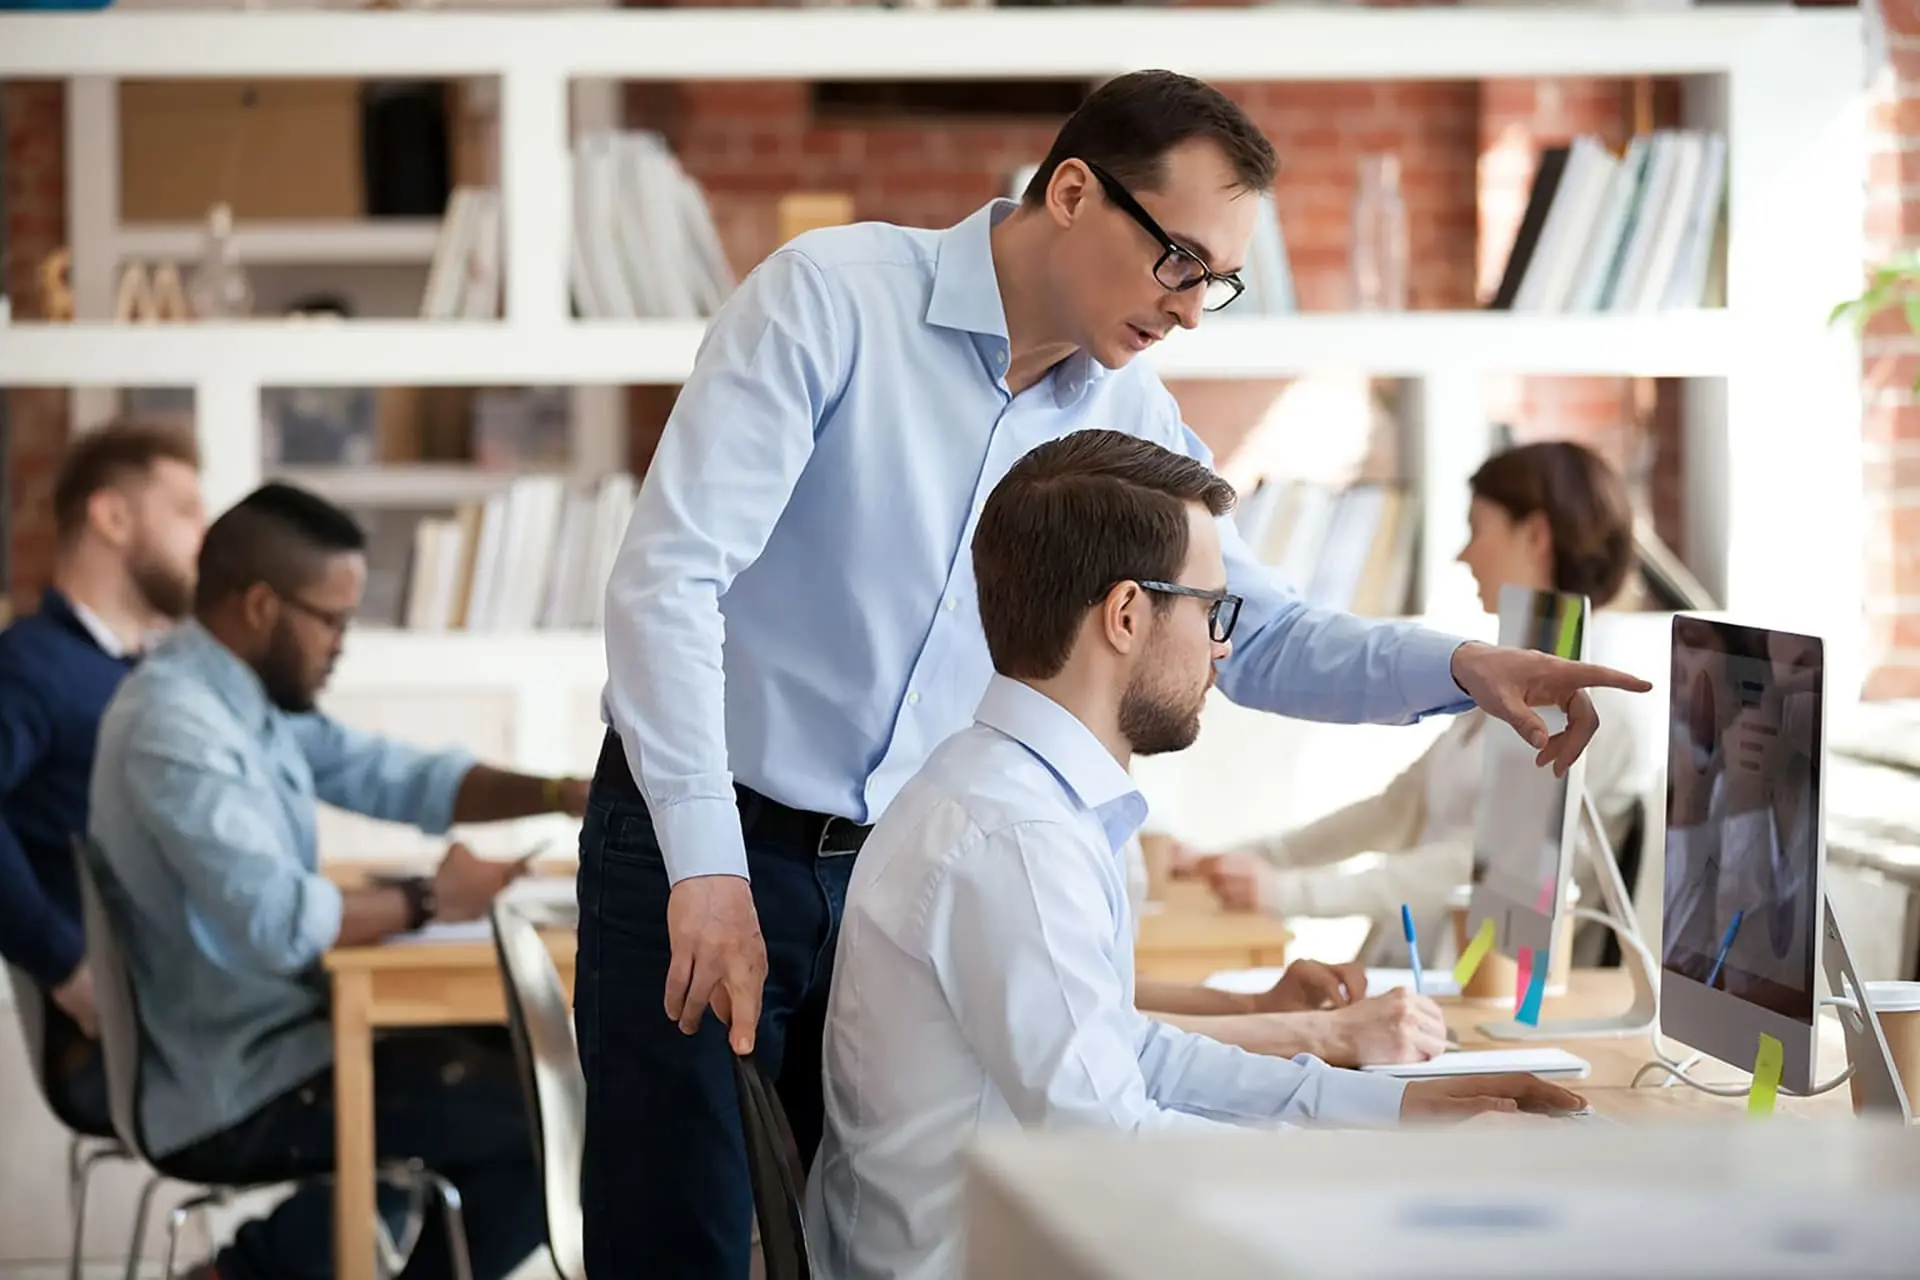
89, 483, 589, 1280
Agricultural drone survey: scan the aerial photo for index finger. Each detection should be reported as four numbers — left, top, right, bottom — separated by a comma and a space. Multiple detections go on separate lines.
1552, 659, 1653, 694
727, 965, 764, 1056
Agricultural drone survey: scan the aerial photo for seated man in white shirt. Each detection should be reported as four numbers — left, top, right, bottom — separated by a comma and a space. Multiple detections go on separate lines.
808, 429, 1584, 1280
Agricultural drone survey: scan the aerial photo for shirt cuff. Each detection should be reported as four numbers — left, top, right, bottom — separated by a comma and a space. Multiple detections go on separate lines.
1317, 1065, 1410, 1128
294, 874, 345, 967
650, 794, 751, 886
1394, 627, 1474, 719
413, 748, 478, 836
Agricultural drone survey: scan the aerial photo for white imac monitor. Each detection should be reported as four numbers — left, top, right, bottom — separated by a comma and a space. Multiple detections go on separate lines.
1659, 615, 1825, 1095
1464, 585, 1591, 958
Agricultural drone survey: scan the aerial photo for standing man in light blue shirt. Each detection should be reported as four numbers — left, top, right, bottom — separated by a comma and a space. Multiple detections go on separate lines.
810, 430, 1588, 1280
584, 69, 1649, 1278
89, 483, 589, 1280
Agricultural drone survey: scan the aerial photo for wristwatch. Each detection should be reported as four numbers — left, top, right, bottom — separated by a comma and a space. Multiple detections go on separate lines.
399, 875, 438, 932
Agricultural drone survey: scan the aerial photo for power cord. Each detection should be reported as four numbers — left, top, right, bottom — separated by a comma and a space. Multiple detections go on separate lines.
1629, 995, 1859, 1098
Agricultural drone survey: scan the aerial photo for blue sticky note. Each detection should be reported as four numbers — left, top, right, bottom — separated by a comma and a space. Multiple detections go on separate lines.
1515, 949, 1548, 1026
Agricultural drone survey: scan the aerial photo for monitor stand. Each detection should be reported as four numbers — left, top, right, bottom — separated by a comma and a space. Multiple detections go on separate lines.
1476, 788, 1659, 1041
1818, 895, 1911, 1119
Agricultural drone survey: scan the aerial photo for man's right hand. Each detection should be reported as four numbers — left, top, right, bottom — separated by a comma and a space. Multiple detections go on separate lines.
433, 841, 530, 921
664, 874, 766, 1054
52, 963, 99, 1039
1324, 988, 1448, 1066
1401, 1072, 1585, 1121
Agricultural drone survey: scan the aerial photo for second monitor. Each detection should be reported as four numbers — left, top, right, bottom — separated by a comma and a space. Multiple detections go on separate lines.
1464, 584, 1590, 959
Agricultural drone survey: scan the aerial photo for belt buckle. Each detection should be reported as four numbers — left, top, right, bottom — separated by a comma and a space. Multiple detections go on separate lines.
817, 816, 858, 859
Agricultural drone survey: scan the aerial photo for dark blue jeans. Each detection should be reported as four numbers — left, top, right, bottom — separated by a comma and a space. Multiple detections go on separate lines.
164, 1028, 543, 1280
575, 780, 853, 1279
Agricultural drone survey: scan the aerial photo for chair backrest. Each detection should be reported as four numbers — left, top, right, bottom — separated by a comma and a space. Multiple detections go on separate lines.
490, 902, 586, 1280
731, 1052, 811, 1280
71, 834, 153, 1163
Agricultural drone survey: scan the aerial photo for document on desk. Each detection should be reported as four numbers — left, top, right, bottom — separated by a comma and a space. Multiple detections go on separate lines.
1204, 966, 1461, 999
1360, 1048, 1590, 1079
386, 919, 496, 946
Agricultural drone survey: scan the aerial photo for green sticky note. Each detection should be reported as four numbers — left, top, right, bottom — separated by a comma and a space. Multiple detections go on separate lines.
1453, 917, 1497, 988
1749, 1033, 1783, 1117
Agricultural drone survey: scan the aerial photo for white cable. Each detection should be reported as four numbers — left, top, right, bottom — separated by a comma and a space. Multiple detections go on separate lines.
1630, 995, 1859, 1098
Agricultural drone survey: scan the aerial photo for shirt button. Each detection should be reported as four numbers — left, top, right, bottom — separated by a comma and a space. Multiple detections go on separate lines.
944, 598, 957, 613
906, 691, 921, 707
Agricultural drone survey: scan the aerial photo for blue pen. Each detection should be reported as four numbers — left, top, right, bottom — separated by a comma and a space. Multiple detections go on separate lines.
1705, 909, 1745, 990
1401, 904, 1424, 996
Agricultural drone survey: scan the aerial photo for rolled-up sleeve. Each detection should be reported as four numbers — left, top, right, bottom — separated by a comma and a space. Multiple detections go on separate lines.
288, 713, 473, 834
121, 723, 342, 976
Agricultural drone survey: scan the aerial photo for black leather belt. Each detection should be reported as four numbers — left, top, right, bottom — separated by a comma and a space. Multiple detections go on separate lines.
593, 729, 871, 858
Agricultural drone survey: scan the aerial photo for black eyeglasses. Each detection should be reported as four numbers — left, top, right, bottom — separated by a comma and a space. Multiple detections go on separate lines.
277, 591, 353, 636
1084, 162, 1246, 313
1136, 580, 1243, 644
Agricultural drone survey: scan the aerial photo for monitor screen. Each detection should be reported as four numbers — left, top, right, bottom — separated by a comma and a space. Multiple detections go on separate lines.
1661, 618, 1823, 1023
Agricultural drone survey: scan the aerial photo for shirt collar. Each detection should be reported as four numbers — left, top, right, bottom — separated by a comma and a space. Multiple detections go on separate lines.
163, 619, 277, 736
42, 586, 136, 660
927, 199, 1105, 408
974, 674, 1148, 854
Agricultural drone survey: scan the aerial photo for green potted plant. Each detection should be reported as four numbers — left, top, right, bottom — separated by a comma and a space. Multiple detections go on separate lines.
1832, 250, 1920, 390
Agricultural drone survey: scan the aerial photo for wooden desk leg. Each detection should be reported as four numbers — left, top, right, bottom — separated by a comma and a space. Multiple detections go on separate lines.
332, 970, 377, 1280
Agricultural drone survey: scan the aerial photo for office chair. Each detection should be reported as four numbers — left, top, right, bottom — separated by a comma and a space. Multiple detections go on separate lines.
6, 959, 150, 1280
731, 1051, 811, 1280
489, 901, 586, 1280
72, 836, 468, 1280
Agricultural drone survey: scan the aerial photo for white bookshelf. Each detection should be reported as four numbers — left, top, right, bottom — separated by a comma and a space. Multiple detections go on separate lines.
0, 3, 1869, 745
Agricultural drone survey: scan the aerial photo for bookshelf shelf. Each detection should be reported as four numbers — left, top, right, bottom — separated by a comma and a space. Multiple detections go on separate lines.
0, 311, 1740, 386
0, 7, 1846, 80
111, 219, 442, 268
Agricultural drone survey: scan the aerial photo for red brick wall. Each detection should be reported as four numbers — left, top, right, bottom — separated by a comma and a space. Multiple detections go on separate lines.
1863, 5, 1920, 699
3, 82, 70, 618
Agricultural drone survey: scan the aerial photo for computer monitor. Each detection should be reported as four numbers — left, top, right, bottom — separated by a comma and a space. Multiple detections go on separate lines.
1464, 585, 1591, 958
1659, 615, 1825, 1094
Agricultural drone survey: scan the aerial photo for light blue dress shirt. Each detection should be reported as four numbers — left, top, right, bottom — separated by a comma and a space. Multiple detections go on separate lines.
88, 622, 474, 1156
805, 675, 1410, 1280
603, 197, 1471, 886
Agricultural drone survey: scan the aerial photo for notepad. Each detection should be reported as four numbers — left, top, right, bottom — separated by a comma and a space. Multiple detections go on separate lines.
1358, 1047, 1591, 1080
1203, 967, 1460, 999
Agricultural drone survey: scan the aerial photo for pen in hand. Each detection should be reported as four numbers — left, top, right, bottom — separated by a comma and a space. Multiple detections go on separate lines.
1402, 903, 1424, 997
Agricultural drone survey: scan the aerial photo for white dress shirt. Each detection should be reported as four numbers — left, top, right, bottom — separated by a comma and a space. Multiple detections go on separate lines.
806, 676, 1409, 1280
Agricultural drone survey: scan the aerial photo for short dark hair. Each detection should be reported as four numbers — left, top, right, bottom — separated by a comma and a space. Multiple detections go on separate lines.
51, 420, 200, 543
194, 482, 367, 612
1021, 70, 1277, 206
973, 430, 1237, 681
1470, 441, 1636, 606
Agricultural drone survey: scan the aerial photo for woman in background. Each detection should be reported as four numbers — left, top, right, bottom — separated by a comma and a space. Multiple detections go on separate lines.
1180, 440, 1650, 966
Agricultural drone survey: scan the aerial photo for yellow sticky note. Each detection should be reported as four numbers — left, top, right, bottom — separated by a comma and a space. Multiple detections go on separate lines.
1749, 1033, 1783, 1117
1453, 917, 1496, 988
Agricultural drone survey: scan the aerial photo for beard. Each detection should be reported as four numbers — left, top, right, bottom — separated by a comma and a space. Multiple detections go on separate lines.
1118, 667, 1209, 757
128, 549, 194, 621
257, 619, 321, 714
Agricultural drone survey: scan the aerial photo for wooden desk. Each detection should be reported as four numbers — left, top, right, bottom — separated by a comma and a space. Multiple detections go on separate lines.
1442, 968, 1853, 1120
320, 877, 575, 1280
1135, 882, 1294, 981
